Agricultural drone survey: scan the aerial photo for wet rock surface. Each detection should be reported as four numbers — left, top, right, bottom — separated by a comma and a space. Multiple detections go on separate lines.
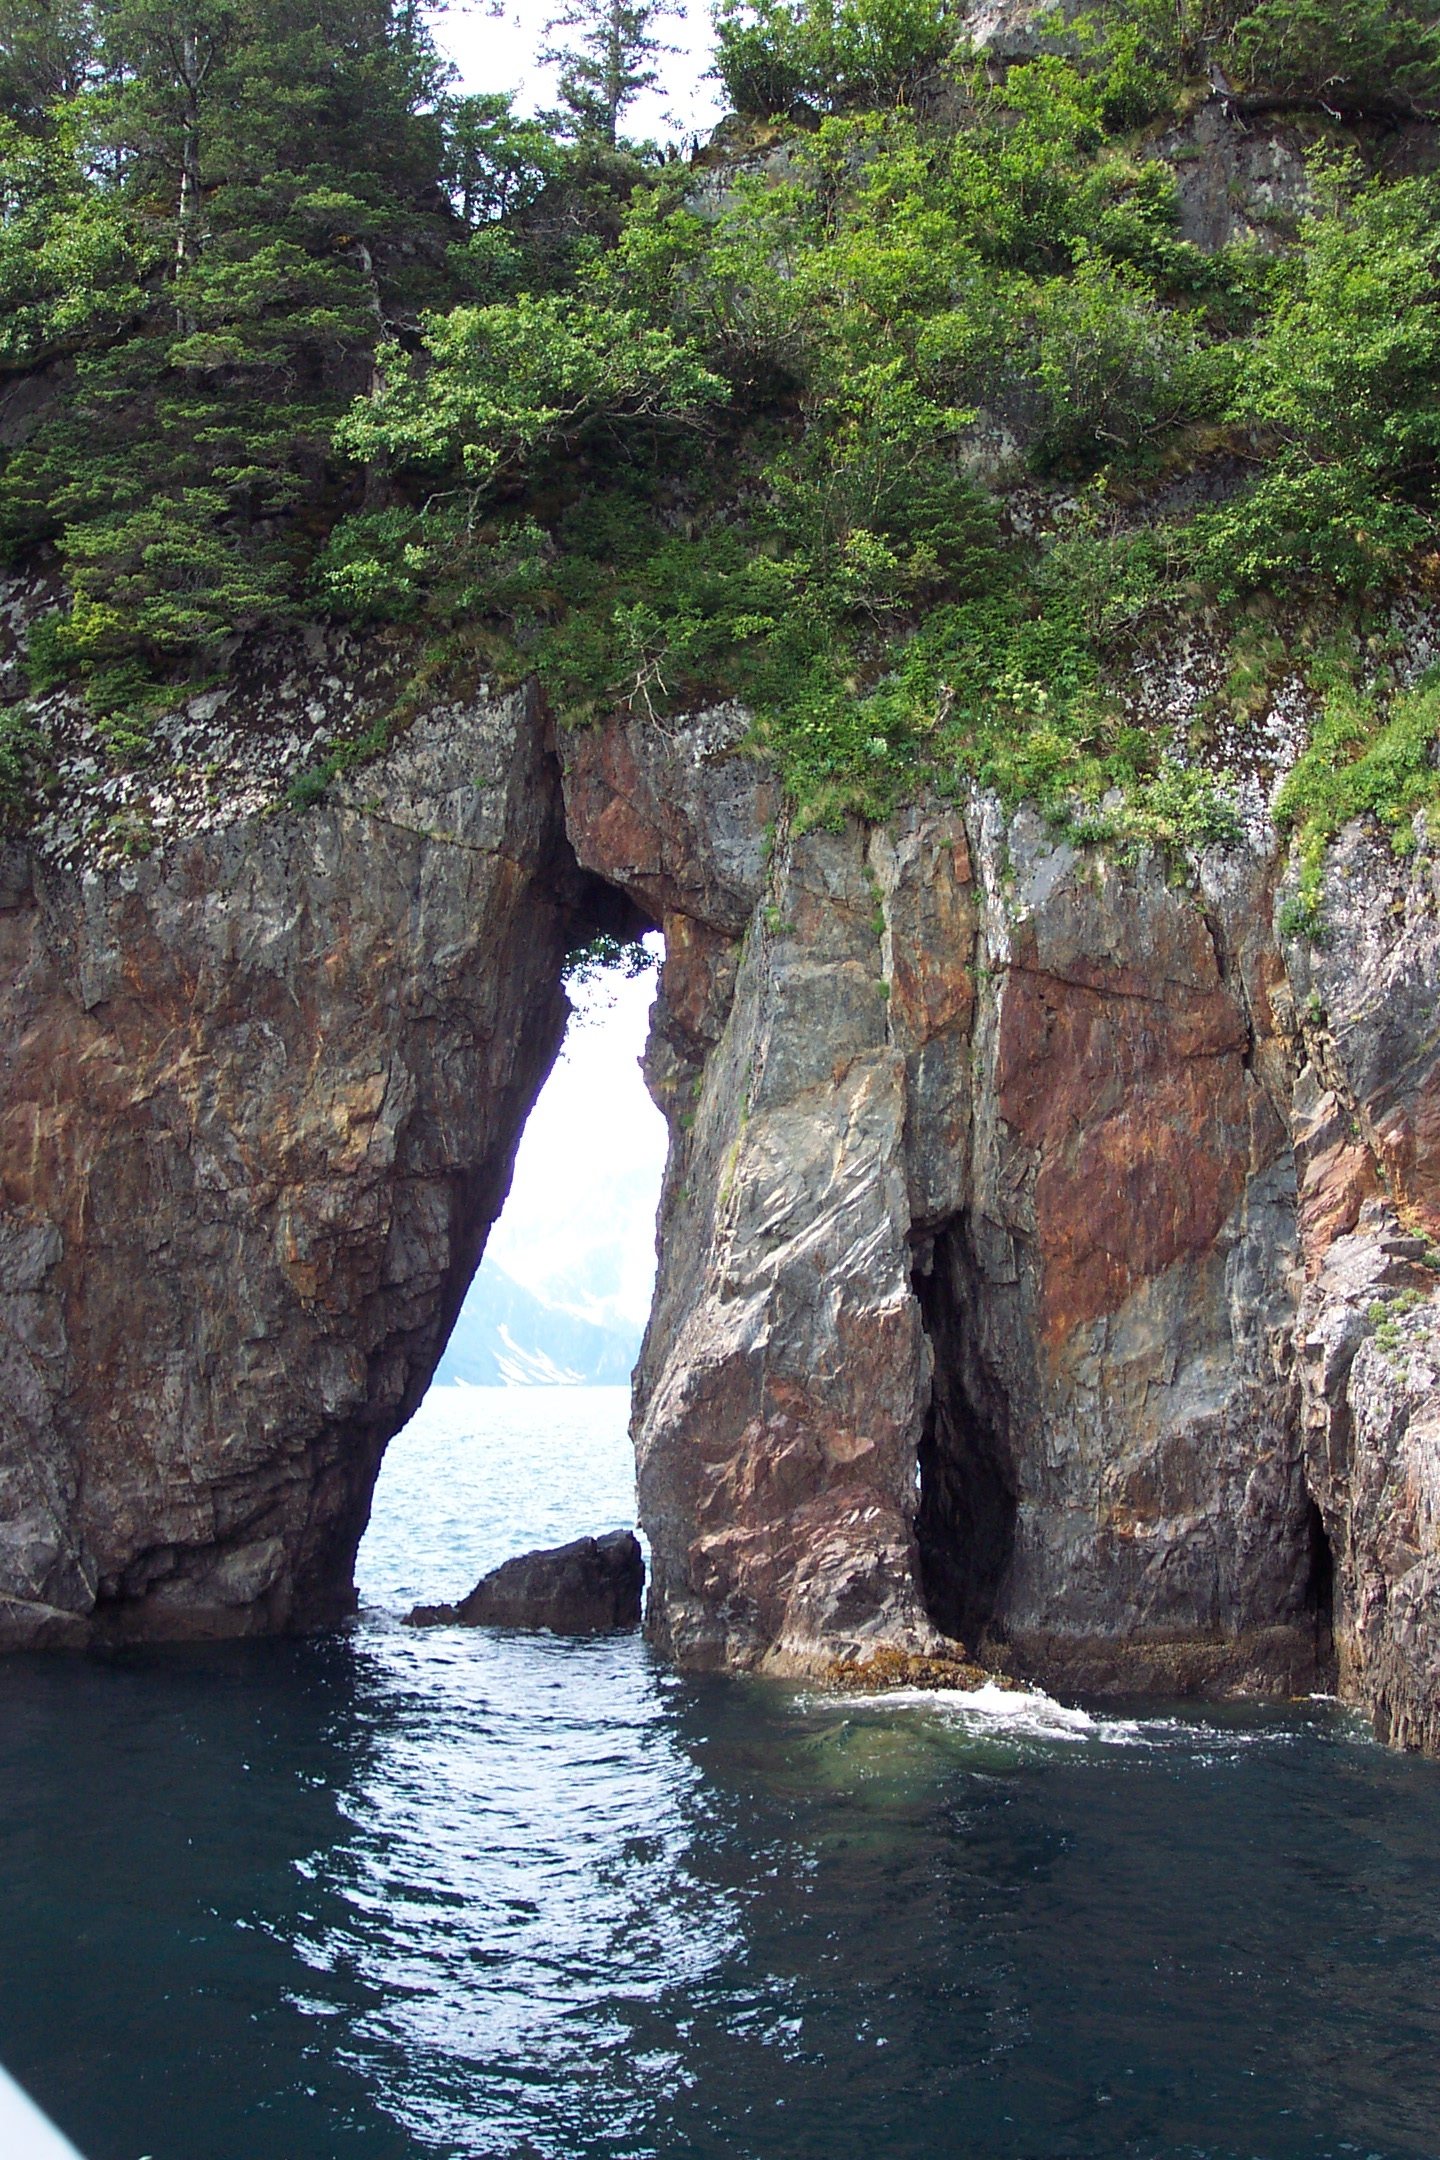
3, 606, 1440, 1752
406, 1529, 644, 1634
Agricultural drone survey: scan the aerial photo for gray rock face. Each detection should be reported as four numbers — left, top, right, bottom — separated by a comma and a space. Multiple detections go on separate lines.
1283, 824, 1440, 1751
568, 743, 1322, 1688
407, 1529, 644, 1634
0, 649, 643, 1647
1296, 1210, 1440, 1748
633, 814, 943, 1675
3, 613, 1440, 1751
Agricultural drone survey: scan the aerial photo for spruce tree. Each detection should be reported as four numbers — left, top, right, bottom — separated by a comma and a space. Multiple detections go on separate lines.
0, 0, 453, 680
540, 0, 678, 147
0, 0, 94, 129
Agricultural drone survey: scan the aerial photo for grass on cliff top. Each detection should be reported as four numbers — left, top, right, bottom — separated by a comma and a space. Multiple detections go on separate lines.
1275, 658, 1440, 937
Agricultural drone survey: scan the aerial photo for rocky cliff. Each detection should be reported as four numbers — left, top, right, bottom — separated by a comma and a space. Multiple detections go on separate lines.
564, 712, 1325, 1691
2, 587, 1439, 1751
0, 616, 647, 1645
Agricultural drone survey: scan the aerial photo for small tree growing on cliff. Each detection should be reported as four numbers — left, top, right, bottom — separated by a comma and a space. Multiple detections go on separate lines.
540, 0, 679, 146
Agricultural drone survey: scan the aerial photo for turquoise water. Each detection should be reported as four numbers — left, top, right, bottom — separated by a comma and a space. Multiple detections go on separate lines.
3, 1388, 1440, 2160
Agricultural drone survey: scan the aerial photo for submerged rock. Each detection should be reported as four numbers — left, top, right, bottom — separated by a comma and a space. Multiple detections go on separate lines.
407, 1530, 644, 1635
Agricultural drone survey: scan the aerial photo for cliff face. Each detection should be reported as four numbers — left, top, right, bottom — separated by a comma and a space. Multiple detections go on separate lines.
563, 719, 1321, 1687
2, 609, 1439, 1749
1288, 827, 1440, 1751
0, 641, 641, 1645
564, 710, 1439, 1722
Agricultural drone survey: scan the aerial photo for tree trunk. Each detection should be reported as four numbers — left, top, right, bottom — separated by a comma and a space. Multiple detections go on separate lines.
351, 238, 392, 510
604, 0, 622, 146
174, 26, 203, 329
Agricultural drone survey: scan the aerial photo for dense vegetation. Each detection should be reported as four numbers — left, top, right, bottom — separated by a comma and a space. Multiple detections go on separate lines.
3, 0, 1439, 872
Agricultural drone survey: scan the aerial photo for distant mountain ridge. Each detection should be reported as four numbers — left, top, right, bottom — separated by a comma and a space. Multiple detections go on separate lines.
434, 1262, 643, 1387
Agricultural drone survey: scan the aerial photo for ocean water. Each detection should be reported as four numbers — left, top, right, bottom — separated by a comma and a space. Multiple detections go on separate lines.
3, 1387, 1440, 2160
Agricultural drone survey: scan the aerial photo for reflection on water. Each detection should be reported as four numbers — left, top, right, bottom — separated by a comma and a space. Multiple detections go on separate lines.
310, 1631, 732, 2160
1, 1388, 1439, 2160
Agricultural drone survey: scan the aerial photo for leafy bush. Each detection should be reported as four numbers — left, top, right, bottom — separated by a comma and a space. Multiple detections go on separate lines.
316, 45, 1435, 845
1189, 171, 1440, 594
6, 0, 1438, 866
335, 294, 728, 486
713, 0, 956, 118
1230, 0, 1440, 114
1028, 253, 1217, 468
1072, 0, 1440, 113
0, 700, 41, 820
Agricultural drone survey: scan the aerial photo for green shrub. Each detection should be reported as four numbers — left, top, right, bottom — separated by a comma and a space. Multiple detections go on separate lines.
1028, 253, 1218, 469
1230, 0, 1440, 113
1072, 0, 1440, 113
0, 701, 41, 820
1275, 668, 1440, 851
713, 0, 955, 118
11, 0, 1438, 858
1188, 170, 1440, 593
335, 293, 728, 487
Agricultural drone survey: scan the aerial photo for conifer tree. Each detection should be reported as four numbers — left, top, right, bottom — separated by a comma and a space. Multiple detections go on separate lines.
540, 0, 678, 146
441, 90, 558, 225
0, 0, 452, 677
0, 0, 94, 129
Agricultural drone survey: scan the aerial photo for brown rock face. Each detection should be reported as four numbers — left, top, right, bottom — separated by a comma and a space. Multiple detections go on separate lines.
0, 672, 642, 1647
407, 1529, 644, 1634
3, 638, 1439, 1751
946, 822, 1317, 1695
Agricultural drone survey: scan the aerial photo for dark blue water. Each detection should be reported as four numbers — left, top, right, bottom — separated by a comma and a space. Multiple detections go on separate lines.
3, 1390, 1440, 2160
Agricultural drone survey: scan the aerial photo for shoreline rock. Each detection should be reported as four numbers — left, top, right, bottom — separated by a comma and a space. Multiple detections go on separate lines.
406, 1531, 644, 1635
3, 593, 1440, 1755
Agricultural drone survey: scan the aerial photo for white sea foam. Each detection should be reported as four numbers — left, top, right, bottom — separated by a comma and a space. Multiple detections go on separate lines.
834, 1680, 1149, 1745
821, 1678, 1342, 1759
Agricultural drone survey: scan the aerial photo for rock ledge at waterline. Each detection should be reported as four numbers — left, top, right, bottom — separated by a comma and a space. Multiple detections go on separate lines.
2, 587, 1440, 1756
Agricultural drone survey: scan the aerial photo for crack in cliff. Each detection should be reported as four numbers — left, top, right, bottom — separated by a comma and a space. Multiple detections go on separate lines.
1304, 1494, 1337, 1672
1198, 900, 1263, 1086
911, 1219, 1018, 1649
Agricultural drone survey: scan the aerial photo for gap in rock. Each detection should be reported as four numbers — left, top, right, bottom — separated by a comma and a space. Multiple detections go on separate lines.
1304, 1495, 1337, 1674
356, 923, 668, 1617
912, 1223, 1018, 1651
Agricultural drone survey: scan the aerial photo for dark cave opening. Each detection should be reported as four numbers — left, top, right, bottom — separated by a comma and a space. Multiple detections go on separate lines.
1304, 1496, 1337, 1669
912, 1223, 1018, 1650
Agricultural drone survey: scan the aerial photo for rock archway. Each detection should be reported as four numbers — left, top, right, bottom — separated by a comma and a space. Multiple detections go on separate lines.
3, 626, 1439, 1751
0, 676, 647, 1646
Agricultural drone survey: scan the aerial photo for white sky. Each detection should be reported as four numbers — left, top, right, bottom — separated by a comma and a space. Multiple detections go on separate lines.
482, 940, 670, 1328
430, 0, 726, 142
